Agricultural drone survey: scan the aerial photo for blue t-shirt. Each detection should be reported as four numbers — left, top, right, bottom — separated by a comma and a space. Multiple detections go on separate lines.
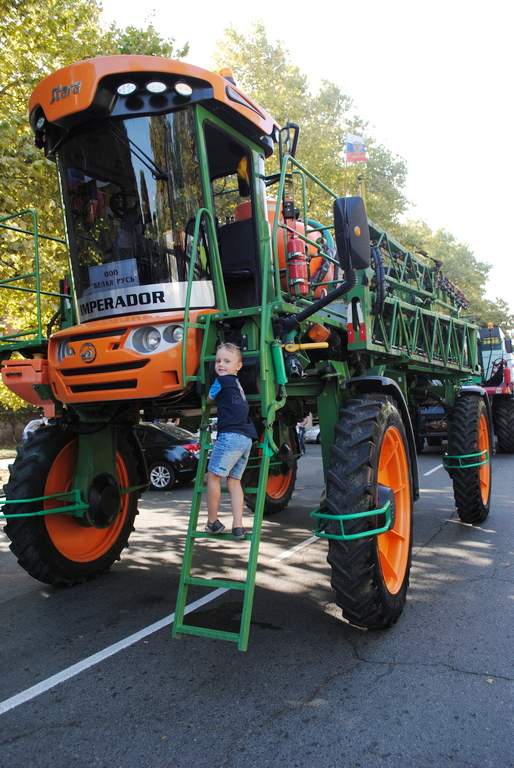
208, 375, 257, 440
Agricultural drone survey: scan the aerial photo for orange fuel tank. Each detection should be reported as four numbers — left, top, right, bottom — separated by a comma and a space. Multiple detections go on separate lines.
235, 200, 334, 297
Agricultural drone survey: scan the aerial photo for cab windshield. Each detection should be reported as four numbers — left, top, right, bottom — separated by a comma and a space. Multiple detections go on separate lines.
478, 328, 502, 350
57, 109, 214, 322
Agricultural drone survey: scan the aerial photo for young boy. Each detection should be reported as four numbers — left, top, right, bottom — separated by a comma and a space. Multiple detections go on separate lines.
206, 343, 257, 540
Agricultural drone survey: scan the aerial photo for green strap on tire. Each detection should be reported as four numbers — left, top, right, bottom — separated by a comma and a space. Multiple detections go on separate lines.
310, 500, 392, 541
442, 450, 489, 470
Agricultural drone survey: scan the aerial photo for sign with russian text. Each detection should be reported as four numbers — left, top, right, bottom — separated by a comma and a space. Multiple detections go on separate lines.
87, 258, 140, 294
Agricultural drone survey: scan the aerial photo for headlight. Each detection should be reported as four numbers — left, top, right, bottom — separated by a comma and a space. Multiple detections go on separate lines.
117, 82, 137, 96
146, 81, 167, 94
132, 326, 161, 353
175, 82, 193, 97
163, 325, 184, 343
126, 323, 184, 354
57, 340, 75, 362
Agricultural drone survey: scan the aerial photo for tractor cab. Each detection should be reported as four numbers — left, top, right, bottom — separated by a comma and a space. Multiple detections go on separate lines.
6, 56, 281, 407
478, 324, 514, 391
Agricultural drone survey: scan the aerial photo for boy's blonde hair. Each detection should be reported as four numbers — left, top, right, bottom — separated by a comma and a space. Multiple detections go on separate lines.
216, 342, 243, 362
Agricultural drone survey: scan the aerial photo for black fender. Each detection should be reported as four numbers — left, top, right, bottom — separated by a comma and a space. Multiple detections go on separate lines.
350, 375, 420, 502
456, 385, 494, 454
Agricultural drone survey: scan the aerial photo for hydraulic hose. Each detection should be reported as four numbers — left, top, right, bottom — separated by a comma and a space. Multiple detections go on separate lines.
307, 217, 334, 286
281, 269, 356, 331
371, 245, 385, 315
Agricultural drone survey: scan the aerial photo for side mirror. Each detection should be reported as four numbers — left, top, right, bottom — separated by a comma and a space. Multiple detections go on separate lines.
333, 196, 370, 271
279, 122, 300, 159
505, 338, 513, 354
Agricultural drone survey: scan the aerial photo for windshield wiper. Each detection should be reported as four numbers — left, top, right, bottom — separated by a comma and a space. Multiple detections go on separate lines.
110, 127, 168, 181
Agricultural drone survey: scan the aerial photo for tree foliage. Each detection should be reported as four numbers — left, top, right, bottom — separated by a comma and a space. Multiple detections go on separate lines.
105, 21, 189, 59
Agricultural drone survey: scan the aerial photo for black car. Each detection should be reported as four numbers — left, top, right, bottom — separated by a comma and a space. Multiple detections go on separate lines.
414, 404, 447, 453
134, 423, 200, 491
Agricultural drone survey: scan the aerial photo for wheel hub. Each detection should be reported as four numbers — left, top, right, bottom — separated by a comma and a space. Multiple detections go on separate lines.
85, 473, 121, 528
277, 442, 295, 470
377, 484, 396, 527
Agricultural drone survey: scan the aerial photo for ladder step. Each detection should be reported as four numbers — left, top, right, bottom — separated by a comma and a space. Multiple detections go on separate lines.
195, 486, 257, 495
191, 530, 253, 541
175, 624, 240, 643
185, 576, 247, 590
194, 486, 228, 494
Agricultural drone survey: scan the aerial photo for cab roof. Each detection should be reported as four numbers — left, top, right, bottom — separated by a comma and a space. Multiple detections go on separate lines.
29, 55, 279, 149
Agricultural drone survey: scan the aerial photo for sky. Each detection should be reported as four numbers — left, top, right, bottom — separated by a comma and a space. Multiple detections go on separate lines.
101, 0, 514, 313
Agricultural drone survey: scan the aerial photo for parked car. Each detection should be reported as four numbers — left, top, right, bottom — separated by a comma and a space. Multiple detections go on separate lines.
134, 422, 200, 490
414, 404, 447, 453
304, 424, 320, 443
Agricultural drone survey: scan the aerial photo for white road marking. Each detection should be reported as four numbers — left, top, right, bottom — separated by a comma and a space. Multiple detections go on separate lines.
0, 589, 225, 716
275, 535, 319, 561
0, 534, 320, 716
423, 463, 443, 476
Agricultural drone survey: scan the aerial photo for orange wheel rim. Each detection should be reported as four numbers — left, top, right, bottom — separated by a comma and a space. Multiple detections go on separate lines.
266, 468, 294, 499
255, 429, 295, 500
44, 441, 129, 562
478, 413, 491, 505
376, 426, 411, 595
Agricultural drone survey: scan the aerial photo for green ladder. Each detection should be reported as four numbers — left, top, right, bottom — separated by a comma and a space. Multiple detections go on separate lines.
173, 311, 276, 651
172, 421, 273, 651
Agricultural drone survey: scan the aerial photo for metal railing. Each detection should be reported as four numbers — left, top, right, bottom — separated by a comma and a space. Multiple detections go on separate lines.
0, 210, 69, 350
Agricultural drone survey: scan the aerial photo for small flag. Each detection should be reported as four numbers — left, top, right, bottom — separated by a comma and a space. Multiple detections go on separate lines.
345, 134, 367, 164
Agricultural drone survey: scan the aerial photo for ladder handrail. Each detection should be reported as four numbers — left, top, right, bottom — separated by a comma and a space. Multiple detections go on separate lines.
181, 207, 228, 385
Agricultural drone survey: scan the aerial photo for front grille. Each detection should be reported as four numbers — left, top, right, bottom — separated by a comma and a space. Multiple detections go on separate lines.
61, 360, 149, 377
66, 328, 127, 342
69, 380, 138, 393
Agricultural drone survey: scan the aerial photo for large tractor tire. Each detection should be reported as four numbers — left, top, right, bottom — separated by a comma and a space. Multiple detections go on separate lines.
2, 426, 142, 585
448, 396, 492, 524
494, 397, 514, 453
326, 395, 413, 629
244, 426, 298, 515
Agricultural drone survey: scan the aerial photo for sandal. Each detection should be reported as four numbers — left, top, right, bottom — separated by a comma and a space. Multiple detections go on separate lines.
205, 519, 225, 534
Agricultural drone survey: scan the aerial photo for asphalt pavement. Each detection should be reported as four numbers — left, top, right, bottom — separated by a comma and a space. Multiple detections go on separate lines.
0, 445, 512, 768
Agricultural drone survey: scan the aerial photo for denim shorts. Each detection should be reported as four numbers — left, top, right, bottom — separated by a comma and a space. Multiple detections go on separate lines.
208, 432, 253, 479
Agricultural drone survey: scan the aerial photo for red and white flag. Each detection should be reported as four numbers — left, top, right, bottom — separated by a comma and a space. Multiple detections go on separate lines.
345, 134, 367, 163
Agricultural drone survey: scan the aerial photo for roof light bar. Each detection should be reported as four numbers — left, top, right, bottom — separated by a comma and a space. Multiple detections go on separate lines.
174, 82, 193, 97
116, 83, 137, 96
146, 81, 167, 94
